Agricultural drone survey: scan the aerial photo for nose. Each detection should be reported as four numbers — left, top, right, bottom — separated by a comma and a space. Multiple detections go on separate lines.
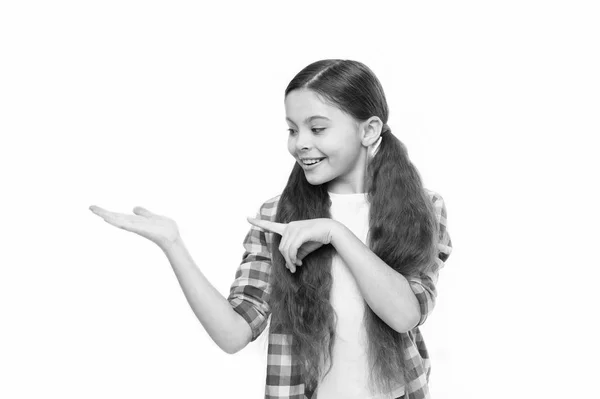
294, 129, 312, 152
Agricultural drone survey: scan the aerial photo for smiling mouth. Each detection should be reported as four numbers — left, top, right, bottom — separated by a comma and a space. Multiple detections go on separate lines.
301, 158, 325, 166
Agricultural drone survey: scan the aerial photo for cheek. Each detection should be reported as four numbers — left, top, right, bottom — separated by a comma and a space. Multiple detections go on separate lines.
328, 149, 355, 169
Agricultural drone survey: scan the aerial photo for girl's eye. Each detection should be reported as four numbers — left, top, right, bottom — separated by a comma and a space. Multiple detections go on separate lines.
287, 128, 324, 135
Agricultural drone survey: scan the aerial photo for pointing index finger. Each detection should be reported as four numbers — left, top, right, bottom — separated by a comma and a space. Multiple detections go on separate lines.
247, 217, 286, 236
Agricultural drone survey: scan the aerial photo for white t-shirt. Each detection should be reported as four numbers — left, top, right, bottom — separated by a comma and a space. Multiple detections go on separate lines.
314, 191, 405, 399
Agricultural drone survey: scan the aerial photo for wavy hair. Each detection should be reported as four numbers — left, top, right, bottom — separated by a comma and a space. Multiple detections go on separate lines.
268, 59, 440, 398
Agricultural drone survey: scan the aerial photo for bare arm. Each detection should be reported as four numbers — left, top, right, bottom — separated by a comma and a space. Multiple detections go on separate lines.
331, 193, 453, 331
162, 236, 252, 354
330, 223, 420, 332
89, 203, 271, 354
246, 191, 452, 333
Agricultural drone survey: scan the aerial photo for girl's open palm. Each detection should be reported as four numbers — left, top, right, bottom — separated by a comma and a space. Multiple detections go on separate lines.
89, 205, 180, 249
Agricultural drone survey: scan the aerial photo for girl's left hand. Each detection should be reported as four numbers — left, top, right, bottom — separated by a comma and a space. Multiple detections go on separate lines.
246, 217, 339, 273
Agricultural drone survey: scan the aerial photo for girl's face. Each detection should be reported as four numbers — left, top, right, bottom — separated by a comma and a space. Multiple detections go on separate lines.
284, 89, 370, 194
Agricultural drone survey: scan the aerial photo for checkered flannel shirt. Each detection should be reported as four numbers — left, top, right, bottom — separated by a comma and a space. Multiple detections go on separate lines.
227, 189, 453, 399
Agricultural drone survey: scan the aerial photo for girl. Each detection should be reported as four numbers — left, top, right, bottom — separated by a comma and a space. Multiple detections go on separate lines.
90, 59, 452, 399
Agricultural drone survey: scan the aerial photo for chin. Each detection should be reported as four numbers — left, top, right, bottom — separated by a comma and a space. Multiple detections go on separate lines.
304, 173, 330, 186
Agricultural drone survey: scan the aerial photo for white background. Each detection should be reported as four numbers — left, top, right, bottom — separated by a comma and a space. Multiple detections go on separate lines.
1, 1, 598, 398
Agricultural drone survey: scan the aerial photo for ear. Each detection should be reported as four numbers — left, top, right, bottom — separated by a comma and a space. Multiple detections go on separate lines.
360, 117, 384, 147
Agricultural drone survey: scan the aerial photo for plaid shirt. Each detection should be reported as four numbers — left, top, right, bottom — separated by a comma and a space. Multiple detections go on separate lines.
227, 189, 453, 399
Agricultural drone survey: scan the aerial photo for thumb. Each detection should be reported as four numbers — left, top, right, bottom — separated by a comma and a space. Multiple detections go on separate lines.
133, 206, 156, 218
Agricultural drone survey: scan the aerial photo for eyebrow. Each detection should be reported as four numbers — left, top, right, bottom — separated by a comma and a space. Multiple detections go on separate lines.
286, 115, 331, 125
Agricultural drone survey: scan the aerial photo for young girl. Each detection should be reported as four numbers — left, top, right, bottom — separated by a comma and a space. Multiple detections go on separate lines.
90, 59, 452, 399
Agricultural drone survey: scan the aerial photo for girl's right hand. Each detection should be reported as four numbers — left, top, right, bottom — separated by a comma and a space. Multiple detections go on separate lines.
89, 205, 181, 249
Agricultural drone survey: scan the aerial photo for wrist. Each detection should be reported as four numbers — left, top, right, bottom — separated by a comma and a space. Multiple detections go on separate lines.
161, 235, 185, 254
329, 220, 347, 247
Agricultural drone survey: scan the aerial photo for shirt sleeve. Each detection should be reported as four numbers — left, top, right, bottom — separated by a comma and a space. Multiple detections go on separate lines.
407, 192, 453, 327
227, 201, 274, 342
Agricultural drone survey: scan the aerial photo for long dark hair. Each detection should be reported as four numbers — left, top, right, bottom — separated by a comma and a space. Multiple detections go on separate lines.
268, 59, 439, 397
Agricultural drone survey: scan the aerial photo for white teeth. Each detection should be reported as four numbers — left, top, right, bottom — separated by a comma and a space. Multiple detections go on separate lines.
302, 158, 322, 165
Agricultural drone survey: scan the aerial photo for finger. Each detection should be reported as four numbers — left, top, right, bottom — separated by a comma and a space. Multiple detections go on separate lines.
283, 232, 295, 265
247, 217, 287, 235
133, 206, 157, 218
288, 234, 306, 267
297, 247, 309, 261
99, 213, 146, 231
288, 233, 304, 269
89, 205, 108, 217
89, 206, 130, 220
289, 238, 300, 266
287, 254, 296, 273
285, 245, 296, 273
297, 241, 322, 262
278, 232, 292, 272
101, 215, 128, 230
284, 229, 300, 273
279, 237, 297, 273
102, 215, 131, 229
287, 229, 307, 266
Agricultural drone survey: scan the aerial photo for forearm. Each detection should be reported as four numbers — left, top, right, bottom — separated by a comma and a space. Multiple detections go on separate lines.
161, 237, 250, 354
330, 223, 420, 333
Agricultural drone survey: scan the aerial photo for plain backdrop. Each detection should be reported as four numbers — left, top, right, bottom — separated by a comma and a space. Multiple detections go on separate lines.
1, 1, 599, 398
